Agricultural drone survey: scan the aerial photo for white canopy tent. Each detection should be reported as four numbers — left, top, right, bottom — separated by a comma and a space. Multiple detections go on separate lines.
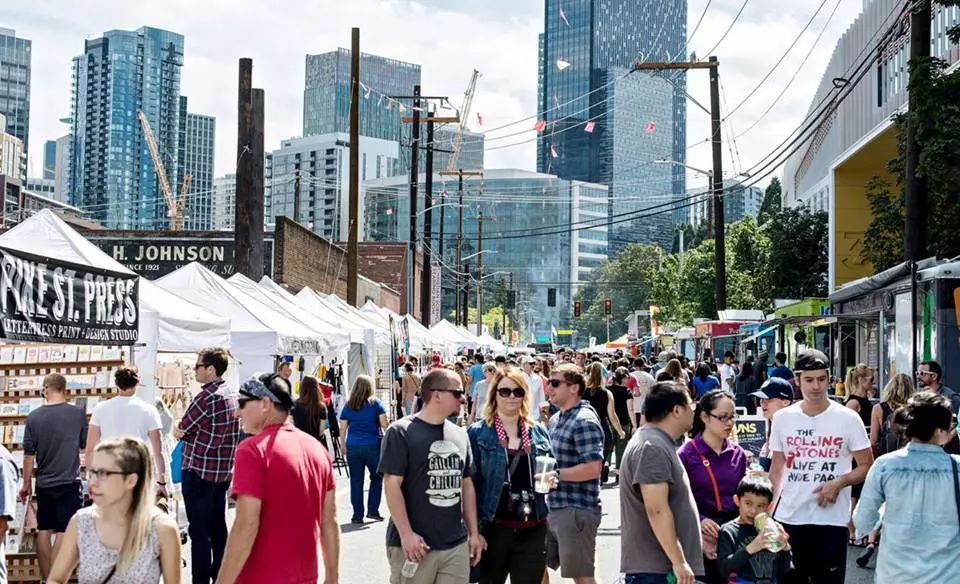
357, 300, 450, 356
156, 262, 330, 379
0, 210, 231, 399
430, 319, 479, 350
476, 333, 506, 354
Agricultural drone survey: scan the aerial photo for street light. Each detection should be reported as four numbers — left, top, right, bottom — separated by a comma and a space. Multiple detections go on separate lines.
653, 159, 712, 176
461, 250, 497, 262
414, 202, 464, 218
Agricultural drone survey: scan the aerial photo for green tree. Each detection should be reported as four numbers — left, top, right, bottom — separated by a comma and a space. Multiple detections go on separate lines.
757, 177, 783, 225
766, 207, 829, 299
862, 175, 905, 272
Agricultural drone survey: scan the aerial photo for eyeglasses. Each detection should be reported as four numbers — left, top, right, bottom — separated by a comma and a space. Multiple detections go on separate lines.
437, 389, 466, 399
497, 387, 526, 399
707, 412, 738, 424
88, 467, 130, 481
548, 379, 564, 388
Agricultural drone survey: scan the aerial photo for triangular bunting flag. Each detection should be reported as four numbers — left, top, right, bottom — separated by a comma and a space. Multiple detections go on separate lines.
534, 120, 547, 132
556, 59, 571, 71
560, 6, 570, 26
378, 94, 384, 106
550, 145, 559, 158
476, 112, 483, 126
584, 120, 596, 133
646, 121, 656, 133
399, 103, 406, 114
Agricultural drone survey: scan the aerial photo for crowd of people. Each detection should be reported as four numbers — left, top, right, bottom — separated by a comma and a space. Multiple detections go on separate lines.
2, 343, 960, 584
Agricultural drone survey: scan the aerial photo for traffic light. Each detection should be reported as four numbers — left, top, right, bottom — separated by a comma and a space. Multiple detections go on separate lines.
547, 288, 557, 307
506, 290, 516, 309
573, 301, 582, 318
604, 299, 612, 316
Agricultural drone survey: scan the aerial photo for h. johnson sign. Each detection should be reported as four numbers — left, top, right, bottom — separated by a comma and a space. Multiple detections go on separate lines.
87, 236, 274, 279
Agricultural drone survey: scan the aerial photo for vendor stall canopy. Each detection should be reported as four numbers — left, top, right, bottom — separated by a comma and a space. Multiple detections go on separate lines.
0, 210, 230, 352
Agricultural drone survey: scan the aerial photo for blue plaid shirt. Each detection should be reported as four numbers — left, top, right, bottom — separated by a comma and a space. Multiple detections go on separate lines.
548, 400, 605, 509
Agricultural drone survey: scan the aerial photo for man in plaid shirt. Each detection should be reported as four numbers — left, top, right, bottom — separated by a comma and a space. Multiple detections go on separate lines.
175, 347, 241, 584
545, 363, 605, 584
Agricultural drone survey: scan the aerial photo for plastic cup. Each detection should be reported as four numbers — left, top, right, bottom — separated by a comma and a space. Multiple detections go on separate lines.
534, 455, 557, 494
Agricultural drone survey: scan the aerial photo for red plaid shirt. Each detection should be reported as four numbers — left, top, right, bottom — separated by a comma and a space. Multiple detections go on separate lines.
178, 379, 241, 483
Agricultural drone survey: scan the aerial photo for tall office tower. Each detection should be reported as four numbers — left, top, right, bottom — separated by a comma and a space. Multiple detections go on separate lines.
0, 28, 31, 171
303, 49, 421, 141
70, 27, 184, 229
537, 0, 687, 253
43, 140, 56, 179
178, 96, 216, 230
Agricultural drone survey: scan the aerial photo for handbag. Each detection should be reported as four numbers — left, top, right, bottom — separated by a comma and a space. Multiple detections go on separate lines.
170, 441, 183, 484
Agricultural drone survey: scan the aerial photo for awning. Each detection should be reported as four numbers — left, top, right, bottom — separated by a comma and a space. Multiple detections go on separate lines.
741, 326, 777, 345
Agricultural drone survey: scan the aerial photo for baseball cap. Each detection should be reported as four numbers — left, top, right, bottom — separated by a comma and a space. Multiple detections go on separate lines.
240, 374, 294, 410
795, 349, 829, 372
751, 377, 794, 401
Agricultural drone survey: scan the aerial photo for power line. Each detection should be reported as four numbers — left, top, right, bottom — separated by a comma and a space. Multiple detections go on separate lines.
698, 0, 750, 58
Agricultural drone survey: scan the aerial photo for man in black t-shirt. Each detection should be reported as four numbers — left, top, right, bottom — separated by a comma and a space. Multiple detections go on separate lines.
379, 368, 484, 583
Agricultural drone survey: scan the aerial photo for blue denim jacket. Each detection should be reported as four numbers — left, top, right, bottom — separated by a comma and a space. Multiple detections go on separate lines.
467, 419, 553, 525
853, 442, 960, 582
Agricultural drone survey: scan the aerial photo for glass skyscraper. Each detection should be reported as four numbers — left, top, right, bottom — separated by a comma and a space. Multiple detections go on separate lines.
70, 27, 184, 230
303, 49, 421, 142
0, 29, 31, 177
537, 0, 687, 253
181, 107, 216, 230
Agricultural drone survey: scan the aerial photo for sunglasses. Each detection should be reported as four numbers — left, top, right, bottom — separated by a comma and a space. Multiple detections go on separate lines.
437, 388, 466, 399
548, 379, 564, 388
237, 396, 255, 409
497, 387, 526, 398
194, 362, 210, 370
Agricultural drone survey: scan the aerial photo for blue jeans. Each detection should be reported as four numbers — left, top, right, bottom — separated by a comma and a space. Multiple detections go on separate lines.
181, 470, 230, 584
346, 443, 382, 520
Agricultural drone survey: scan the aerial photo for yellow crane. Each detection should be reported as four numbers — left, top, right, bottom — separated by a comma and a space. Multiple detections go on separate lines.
137, 110, 191, 231
446, 70, 481, 173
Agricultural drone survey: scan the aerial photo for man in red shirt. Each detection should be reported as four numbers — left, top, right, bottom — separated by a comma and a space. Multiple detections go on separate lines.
217, 374, 340, 584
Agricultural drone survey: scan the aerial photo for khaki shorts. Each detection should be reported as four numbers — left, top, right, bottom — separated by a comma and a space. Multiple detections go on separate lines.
387, 540, 469, 584
545, 506, 602, 578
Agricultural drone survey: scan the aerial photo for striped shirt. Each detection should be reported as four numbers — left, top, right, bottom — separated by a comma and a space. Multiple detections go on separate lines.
178, 380, 241, 483
547, 400, 605, 509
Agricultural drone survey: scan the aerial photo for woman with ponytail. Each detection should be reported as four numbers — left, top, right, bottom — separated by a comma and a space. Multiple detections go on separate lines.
48, 437, 181, 584
677, 390, 747, 584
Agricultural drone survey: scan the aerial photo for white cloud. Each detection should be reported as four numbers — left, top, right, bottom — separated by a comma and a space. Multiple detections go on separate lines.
6, 0, 865, 193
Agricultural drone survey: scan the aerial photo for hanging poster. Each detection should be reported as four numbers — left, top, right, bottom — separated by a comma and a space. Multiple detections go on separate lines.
0, 246, 139, 345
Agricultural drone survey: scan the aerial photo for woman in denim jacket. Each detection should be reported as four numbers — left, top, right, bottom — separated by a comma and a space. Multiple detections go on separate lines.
468, 367, 553, 584
853, 390, 960, 581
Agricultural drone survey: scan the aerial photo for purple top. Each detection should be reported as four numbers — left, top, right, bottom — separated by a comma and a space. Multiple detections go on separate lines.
677, 434, 747, 518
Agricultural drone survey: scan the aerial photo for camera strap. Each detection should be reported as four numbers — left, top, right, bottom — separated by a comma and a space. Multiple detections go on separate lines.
504, 447, 526, 486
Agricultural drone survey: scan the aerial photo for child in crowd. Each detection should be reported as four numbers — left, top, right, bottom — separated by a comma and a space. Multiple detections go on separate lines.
717, 476, 793, 583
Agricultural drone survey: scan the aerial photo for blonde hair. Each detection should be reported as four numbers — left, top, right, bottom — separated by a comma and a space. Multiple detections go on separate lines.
94, 438, 154, 574
664, 359, 685, 381
481, 367, 537, 427
586, 362, 603, 389
845, 363, 872, 394
881, 373, 915, 407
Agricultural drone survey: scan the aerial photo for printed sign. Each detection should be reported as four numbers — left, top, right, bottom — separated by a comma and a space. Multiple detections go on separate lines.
0, 246, 139, 345
88, 236, 274, 279
733, 415, 768, 458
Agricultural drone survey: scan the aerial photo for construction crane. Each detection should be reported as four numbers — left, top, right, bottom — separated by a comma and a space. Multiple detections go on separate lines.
446, 69, 481, 173
137, 110, 190, 231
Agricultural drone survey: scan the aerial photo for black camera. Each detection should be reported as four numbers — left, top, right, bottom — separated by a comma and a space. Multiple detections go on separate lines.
507, 490, 534, 521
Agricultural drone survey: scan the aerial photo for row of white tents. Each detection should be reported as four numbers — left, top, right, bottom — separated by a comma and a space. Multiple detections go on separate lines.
0, 211, 504, 396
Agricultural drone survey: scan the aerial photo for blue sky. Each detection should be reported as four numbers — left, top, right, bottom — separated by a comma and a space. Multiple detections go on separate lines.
4, 0, 864, 191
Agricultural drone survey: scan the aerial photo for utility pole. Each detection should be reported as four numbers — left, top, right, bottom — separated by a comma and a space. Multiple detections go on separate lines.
708, 56, 726, 312
421, 114, 435, 326
407, 85, 422, 318
634, 57, 725, 312
293, 169, 301, 223
234, 58, 265, 280
476, 211, 484, 336
347, 28, 360, 307
905, 1, 931, 379
439, 169, 482, 326
462, 261, 470, 328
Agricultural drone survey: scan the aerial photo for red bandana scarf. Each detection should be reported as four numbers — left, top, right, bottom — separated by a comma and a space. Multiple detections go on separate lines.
494, 414, 532, 454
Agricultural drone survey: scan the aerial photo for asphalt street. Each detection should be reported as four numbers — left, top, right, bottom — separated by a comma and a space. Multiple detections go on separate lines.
180, 471, 876, 583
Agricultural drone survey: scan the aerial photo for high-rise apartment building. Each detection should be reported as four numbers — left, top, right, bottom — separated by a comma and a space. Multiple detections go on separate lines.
212, 174, 236, 231
54, 134, 71, 204
688, 181, 764, 227
179, 102, 216, 230
43, 140, 56, 179
0, 29, 31, 167
70, 26, 184, 230
0, 114, 24, 180
536, 0, 687, 253
267, 133, 401, 240
303, 49, 421, 141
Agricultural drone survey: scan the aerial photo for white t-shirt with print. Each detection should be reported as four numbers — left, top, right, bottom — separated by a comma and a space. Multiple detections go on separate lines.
523, 372, 546, 415
91, 395, 162, 443
769, 400, 870, 527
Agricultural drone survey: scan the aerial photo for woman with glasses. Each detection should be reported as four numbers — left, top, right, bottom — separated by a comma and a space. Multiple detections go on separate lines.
339, 375, 389, 524
853, 391, 960, 581
48, 438, 182, 584
468, 368, 554, 584
678, 389, 748, 584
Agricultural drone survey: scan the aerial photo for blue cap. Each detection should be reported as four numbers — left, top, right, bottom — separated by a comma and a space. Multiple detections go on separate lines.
750, 377, 794, 401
